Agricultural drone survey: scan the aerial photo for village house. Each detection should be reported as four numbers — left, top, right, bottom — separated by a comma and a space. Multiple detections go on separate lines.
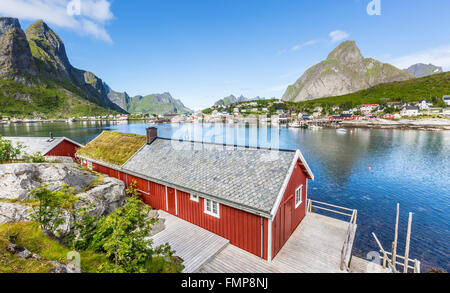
427, 107, 443, 115
360, 104, 379, 115
342, 109, 353, 115
76, 129, 314, 261
443, 95, 450, 106
401, 106, 420, 117
387, 101, 404, 109
4, 136, 82, 158
417, 100, 433, 110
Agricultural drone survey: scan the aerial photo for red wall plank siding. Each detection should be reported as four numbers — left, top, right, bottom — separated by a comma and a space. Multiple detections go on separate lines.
176, 190, 265, 258
45, 140, 79, 158
271, 159, 308, 259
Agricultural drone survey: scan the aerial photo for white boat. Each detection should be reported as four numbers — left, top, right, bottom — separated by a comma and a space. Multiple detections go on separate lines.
309, 125, 323, 130
289, 121, 301, 128
337, 128, 347, 134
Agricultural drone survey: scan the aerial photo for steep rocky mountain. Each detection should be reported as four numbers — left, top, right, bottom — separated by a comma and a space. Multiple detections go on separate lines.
404, 63, 443, 78
125, 93, 191, 115
104, 83, 131, 111
104, 84, 190, 115
0, 17, 126, 116
0, 18, 37, 81
282, 41, 414, 102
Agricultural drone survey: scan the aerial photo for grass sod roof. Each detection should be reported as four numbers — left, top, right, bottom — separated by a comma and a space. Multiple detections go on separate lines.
77, 131, 146, 166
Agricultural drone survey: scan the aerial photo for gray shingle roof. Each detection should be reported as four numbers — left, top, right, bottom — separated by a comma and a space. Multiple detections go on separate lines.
3, 137, 81, 158
122, 138, 299, 215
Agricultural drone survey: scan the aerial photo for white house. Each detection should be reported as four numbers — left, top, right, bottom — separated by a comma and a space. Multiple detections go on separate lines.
417, 100, 433, 110
443, 96, 450, 106
401, 106, 420, 117
427, 107, 443, 115
443, 108, 450, 116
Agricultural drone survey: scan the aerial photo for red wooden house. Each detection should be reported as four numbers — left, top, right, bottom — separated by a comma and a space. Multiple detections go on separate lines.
76, 128, 314, 261
5, 136, 82, 158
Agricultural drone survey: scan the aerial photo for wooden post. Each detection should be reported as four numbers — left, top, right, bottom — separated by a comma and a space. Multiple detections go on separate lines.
392, 203, 400, 272
414, 260, 421, 273
372, 233, 388, 269
403, 212, 413, 273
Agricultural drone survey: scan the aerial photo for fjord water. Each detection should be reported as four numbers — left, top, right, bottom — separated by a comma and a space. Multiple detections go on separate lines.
1, 121, 449, 272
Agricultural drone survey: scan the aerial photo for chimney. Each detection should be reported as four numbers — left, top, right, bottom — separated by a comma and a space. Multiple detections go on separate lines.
146, 127, 157, 144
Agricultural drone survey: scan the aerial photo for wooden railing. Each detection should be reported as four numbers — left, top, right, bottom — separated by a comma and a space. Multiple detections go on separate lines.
307, 199, 357, 271
372, 233, 421, 273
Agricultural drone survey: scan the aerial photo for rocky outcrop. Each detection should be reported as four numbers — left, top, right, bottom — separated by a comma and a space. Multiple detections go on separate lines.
0, 163, 97, 201
0, 164, 127, 229
76, 177, 127, 217
0, 202, 30, 224
282, 41, 414, 102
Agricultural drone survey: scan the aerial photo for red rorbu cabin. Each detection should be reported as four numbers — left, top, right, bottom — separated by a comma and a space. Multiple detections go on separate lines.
5, 136, 82, 158
76, 128, 314, 261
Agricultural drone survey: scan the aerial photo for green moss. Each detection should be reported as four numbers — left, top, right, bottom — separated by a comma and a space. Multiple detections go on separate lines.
77, 131, 147, 166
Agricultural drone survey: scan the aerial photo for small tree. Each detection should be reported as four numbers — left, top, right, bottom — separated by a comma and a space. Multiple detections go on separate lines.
29, 185, 78, 236
0, 136, 23, 163
92, 195, 175, 273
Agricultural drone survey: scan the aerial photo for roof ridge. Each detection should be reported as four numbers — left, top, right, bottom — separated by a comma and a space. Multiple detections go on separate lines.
155, 137, 297, 153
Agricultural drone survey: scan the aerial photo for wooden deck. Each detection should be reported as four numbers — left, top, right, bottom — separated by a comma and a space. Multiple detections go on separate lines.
197, 213, 352, 273
150, 210, 229, 273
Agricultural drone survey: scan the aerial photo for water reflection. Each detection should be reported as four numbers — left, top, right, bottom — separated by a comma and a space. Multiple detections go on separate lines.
1, 121, 449, 272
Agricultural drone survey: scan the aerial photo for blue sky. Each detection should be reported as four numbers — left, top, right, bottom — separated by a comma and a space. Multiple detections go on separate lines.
1, 0, 450, 110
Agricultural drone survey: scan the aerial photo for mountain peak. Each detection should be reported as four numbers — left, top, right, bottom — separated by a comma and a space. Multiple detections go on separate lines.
327, 40, 363, 64
404, 63, 443, 78
0, 17, 21, 36
283, 40, 413, 102
25, 19, 52, 39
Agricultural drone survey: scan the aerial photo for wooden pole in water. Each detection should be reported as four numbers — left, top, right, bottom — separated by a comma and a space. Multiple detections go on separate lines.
403, 212, 413, 273
392, 203, 400, 272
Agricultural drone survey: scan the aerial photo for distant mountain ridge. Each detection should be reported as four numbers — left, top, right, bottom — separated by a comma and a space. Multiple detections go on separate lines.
282, 41, 414, 102
214, 95, 268, 106
404, 63, 443, 78
105, 86, 191, 115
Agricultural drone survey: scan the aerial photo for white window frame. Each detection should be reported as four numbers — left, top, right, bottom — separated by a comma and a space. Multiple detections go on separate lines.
295, 185, 303, 209
87, 161, 93, 170
204, 198, 220, 218
190, 193, 199, 202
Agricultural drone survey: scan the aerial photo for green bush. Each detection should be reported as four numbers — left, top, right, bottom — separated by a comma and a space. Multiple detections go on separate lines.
0, 136, 23, 163
23, 151, 46, 163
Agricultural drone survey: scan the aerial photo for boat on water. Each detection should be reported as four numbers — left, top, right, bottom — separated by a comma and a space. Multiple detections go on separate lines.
337, 128, 347, 134
289, 121, 302, 128
309, 125, 323, 130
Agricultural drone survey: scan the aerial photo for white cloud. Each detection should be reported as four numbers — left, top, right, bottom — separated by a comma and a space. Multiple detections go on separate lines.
291, 39, 320, 51
278, 39, 320, 55
329, 30, 349, 43
0, 0, 114, 43
389, 45, 450, 70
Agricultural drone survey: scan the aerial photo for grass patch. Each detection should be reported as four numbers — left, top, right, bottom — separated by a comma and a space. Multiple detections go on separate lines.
0, 198, 40, 207
77, 131, 146, 166
0, 222, 109, 273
